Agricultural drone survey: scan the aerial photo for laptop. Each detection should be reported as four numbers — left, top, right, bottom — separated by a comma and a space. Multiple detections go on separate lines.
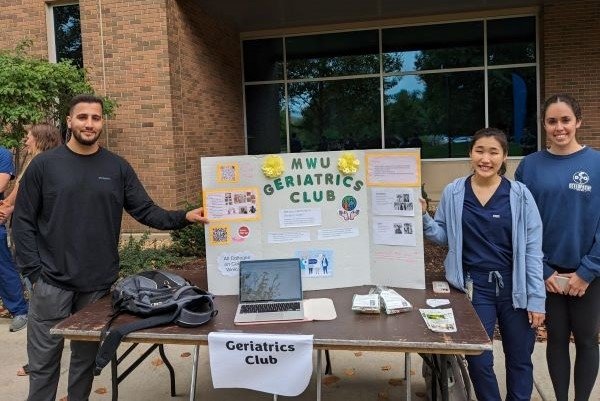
234, 258, 305, 323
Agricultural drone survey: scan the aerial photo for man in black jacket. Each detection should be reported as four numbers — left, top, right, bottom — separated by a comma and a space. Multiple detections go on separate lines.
13, 94, 209, 401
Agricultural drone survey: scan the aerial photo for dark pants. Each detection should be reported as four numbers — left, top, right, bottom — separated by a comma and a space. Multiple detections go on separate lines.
546, 278, 600, 401
0, 227, 28, 316
465, 269, 535, 401
27, 279, 107, 401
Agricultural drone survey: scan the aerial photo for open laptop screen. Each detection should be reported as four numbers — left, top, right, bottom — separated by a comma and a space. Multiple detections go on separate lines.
239, 259, 302, 303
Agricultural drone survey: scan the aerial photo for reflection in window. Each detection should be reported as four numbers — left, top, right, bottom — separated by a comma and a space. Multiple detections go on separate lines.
243, 16, 538, 159
487, 17, 536, 65
286, 30, 379, 79
245, 85, 286, 155
384, 72, 484, 158
52, 4, 83, 68
488, 67, 537, 156
243, 39, 284, 82
382, 22, 484, 72
288, 79, 381, 151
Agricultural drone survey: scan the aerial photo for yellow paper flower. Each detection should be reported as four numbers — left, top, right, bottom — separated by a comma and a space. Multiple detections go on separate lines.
337, 152, 360, 175
261, 155, 285, 178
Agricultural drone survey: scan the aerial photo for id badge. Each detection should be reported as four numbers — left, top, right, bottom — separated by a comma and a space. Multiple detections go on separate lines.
465, 274, 474, 301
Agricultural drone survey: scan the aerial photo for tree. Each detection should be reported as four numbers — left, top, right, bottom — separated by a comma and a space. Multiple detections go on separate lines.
0, 41, 115, 160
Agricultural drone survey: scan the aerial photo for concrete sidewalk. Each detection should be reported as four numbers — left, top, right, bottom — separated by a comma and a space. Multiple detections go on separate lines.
1, 318, 597, 401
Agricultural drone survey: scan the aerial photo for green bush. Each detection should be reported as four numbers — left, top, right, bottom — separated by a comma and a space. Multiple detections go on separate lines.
170, 202, 206, 257
118, 233, 188, 277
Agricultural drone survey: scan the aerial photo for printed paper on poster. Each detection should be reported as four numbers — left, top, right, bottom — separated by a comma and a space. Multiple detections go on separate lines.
372, 216, 416, 246
279, 208, 322, 228
371, 188, 415, 216
366, 152, 420, 186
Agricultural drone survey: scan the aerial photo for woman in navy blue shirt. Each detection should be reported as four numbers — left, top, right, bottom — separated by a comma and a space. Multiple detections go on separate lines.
516, 94, 600, 401
422, 128, 545, 401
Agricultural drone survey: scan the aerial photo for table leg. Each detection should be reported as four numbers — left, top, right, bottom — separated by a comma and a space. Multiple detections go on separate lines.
324, 350, 332, 375
111, 356, 118, 401
316, 349, 322, 401
158, 344, 177, 396
189, 345, 200, 401
404, 353, 411, 401
439, 354, 449, 401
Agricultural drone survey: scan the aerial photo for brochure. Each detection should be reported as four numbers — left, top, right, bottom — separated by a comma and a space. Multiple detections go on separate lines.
419, 308, 457, 332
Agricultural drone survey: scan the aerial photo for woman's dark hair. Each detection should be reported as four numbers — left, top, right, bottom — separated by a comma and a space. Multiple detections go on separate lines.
469, 127, 508, 176
28, 123, 62, 153
542, 93, 582, 121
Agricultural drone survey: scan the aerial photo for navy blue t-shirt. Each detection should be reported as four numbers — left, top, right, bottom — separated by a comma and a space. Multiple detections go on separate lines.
462, 176, 513, 272
0, 147, 15, 200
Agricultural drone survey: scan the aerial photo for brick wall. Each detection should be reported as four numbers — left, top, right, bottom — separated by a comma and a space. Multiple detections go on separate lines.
542, 0, 600, 149
166, 0, 244, 203
0, 0, 244, 232
0, 0, 48, 57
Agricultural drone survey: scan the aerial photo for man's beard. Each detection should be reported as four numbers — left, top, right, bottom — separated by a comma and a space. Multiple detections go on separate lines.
71, 129, 101, 146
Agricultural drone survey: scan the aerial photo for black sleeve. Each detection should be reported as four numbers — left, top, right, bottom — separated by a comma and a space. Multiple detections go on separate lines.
12, 160, 43, 282
122, 161, 190, 230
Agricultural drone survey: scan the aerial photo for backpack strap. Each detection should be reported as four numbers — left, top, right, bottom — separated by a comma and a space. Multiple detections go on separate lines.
93, 307, 180, 376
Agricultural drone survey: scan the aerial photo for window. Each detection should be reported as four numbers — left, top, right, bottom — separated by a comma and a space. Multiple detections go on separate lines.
243, 16, 538, 158
288, 78, 381, 152
382, 21, 484, 72
245, 84, 287, 155
48, 3, 83, 68
286, 30, 379, 79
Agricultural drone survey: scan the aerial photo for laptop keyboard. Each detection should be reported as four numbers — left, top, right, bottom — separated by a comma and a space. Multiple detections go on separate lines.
240, 301, 301, 314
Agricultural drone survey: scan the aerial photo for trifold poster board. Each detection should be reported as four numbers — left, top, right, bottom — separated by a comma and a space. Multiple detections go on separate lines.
201, 149, 425, 295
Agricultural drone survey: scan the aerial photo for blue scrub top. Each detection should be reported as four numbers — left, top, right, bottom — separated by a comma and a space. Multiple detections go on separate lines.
462, 175, 513, 272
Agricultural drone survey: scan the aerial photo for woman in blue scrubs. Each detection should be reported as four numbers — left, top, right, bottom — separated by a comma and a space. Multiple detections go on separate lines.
421, 128, 546, 401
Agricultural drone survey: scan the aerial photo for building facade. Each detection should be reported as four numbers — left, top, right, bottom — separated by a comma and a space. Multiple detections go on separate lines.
1, 0, 598, 231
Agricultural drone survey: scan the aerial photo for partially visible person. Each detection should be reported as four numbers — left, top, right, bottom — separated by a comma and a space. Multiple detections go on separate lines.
0, 146, 28, 331
515, 93, 599, 401
0, 123, 61, 376
13, 94, 209, 401
0, 123, 62, 222
421, 128, 545, 401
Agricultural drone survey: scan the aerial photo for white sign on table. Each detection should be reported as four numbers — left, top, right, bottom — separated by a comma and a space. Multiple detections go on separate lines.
208, 332, 314, 396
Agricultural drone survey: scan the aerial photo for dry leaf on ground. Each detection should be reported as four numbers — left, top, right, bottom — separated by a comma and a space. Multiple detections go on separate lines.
151, 357, 164, 367
322, 375, 340, 386
343, 368, 356, 377
353, 351, 363, 357
388, 378, 404, 386
380, 364, 392, 371
94, 387, 108, 394
181, 352, 191, 358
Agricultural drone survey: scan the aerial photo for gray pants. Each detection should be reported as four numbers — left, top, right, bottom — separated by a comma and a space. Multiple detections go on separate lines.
27, 279, 108, 401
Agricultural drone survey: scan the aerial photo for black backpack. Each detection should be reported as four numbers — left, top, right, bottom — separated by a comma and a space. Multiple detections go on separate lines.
94, 270, 217, 375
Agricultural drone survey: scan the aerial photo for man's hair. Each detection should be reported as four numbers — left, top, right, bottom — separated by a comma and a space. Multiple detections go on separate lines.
68, 94, 104, 115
